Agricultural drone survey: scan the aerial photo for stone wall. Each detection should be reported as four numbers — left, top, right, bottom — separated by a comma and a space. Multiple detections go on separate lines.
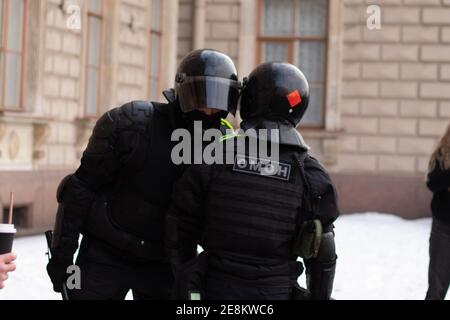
40, 0, 82, 170
177, 0, 241, 68
339, 0, 450, 175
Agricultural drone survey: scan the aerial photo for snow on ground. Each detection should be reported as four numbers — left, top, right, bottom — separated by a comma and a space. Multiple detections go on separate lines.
331, 213, 440, 300
0, 213, 447, 300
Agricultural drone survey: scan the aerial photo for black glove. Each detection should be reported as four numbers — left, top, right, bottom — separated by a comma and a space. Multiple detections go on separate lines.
47, 255, 73, 293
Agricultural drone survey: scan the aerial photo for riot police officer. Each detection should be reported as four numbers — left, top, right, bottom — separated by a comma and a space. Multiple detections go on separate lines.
166, 62, 339, 300
46, 49, 240, 300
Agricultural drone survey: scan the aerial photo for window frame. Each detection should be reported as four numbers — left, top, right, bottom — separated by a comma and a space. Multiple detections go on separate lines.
148, 0, 163, 101
256, 0, 330, 129
0, 0, 28, 112
84, 0, 105, 118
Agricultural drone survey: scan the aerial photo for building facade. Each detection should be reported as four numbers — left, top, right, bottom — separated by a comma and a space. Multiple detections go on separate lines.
0, 0, 449, 231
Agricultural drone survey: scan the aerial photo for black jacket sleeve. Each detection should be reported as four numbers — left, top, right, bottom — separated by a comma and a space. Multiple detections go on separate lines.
52, 104, 137, 257
303, 155, 340, 228
165, 164, 212, 270
426, 159, 450, 193
302, 155, 338, 300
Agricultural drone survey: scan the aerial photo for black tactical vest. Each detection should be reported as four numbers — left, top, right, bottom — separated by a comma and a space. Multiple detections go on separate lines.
202, 143, 308, 264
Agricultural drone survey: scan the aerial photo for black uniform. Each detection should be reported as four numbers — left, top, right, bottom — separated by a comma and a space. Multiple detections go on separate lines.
166, 62, 339, 300
48, 99, 182, 299
47, 49, 241, 300
166, 124, 338, 300
425, 157, 450, 300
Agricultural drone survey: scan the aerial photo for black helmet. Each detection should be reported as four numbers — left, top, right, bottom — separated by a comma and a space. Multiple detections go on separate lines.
175, 49, 240, 115
240, 62, 310, 127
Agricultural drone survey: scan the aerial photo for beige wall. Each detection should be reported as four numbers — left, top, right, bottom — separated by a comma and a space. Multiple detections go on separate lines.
114, 0, 178, 103
1, 0, 179, 173
177, 0, 241, 68
116, 0, 149, 105
178, 0, 194, 63
205, 0, 240, 68
339, 0, 450, 175
0, 0, 82, 172
41, 0, 82, 170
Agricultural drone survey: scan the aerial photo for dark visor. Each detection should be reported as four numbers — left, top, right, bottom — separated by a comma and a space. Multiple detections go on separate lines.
176, 76, 240, 114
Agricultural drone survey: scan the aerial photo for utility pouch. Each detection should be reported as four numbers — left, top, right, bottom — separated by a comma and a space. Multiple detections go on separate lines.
292, 219, 323, 259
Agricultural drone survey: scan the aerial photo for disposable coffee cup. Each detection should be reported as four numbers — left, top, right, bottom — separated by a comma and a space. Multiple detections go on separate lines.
0, 224, 16, 255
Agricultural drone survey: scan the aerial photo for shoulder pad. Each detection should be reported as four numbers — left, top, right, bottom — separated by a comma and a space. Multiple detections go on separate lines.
305, 155, 327, 172
121, 100, 155, 126
91, 108, 125, 139
91, 101, 154, 138
304, 155, 339, 224
279, 128, 309, 151
56, 174, 74, 202
303, 155, 332, 196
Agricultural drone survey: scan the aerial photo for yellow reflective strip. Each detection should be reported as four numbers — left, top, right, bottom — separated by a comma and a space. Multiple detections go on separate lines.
220, 118, 234, 130
219, 133, 243, 143
220, 134, 234, 142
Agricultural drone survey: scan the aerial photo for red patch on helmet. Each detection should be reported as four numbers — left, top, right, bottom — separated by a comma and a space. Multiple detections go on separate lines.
287, 90, 302, 108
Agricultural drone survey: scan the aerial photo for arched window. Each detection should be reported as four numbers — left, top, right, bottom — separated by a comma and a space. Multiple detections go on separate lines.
0, 0, 27, 111
85, 0, 104, 117
258, 0, 328, 127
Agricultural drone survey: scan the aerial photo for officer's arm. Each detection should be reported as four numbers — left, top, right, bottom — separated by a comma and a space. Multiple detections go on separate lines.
302, 155, 339, 300
166, 165, 210, 271
303, 224, 336, 300
304, 155, 339, 230
51, 104, 136, 258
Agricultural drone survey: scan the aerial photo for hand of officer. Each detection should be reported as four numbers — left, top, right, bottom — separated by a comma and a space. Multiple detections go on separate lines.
47, 255, 72, 293
0, 253, 17, 289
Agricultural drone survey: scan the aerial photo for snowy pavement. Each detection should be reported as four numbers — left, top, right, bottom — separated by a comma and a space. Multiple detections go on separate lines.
0, 213, 447, 300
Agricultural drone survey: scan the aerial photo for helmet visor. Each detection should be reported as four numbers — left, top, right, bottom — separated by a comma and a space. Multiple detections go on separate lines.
176, 76, 240, 114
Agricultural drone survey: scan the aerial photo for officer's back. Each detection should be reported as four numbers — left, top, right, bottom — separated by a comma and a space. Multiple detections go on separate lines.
167, 62, 339, 300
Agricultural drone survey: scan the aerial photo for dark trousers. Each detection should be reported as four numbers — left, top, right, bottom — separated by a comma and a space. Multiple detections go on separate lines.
69, 237, 173, 300
426, 219, 450, 300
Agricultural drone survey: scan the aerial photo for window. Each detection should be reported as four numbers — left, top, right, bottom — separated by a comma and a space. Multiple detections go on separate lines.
0, 0, 27, 111
85, 0, 104, 117
3, 205, 30, 229
258, 0, 328, 127
148, 0, 162, 100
